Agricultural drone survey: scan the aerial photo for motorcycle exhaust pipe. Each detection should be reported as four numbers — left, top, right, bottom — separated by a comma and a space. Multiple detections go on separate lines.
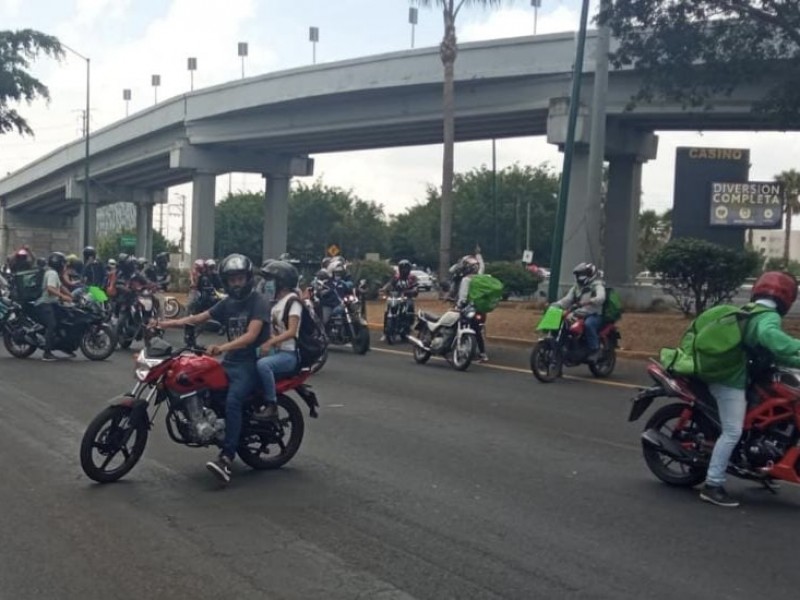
641, 429, 703, 465
406, 335, 430, 352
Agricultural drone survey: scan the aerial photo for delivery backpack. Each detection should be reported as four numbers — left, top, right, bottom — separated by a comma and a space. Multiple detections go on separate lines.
283, 295, 326, 369
659, 303, 769, 383
602, 287, 623, 323
467, 274, 504, 314
12, 269, 44, 303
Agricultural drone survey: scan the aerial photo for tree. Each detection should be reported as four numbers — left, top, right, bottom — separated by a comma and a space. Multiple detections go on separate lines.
637, 208, 671, 271
96, 228, 177, 261
215, 192, 264, 262
0, 29, 62, 135
775, 169, 800, 266
416, 0, 503, 282
598, 1, 800, 125
648, 237, 760, 316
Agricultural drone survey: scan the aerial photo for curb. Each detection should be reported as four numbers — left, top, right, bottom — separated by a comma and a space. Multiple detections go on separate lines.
366, 322, 655, 362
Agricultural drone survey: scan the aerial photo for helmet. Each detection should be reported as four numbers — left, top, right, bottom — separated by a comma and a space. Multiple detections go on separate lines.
751, 271, 798, 316
66, 253, 79, 264
462, 256, 480, 275
12, 248, 33, 270
573, 262, 598, 286
136, 257, 148, 270
106, 258, 117, 269
398, 259, 412, 278
219, 253, 254, 300
315, 269, 330, 282
321, 257, 332, 270
205, 259, 217, 271
47, 252, 66, 273
261, 260, 299, 296
117, 253, 129, 265
329, 256, 346, 276
193, 259, 206, 273
155, 252, 169, 267
259, 259, 274, 276
83, 246, 96, 262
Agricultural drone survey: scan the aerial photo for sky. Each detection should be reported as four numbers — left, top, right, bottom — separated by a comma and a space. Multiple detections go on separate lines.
2, 0, 800, 249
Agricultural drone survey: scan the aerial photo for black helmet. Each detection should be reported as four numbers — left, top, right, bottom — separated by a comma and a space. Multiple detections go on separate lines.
83, 246, 96, 261
259, 259, 274, 277
155, 252, 169, 267
47, 252, 66, 272
136, 256, 148, 270
573, 262, 598, 286
117, 253, 129, 264
219, 253, 254, 300
261, 260, 299, 296
398, 259, 412, 278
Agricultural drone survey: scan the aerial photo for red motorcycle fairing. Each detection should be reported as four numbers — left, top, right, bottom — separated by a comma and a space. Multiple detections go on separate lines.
164, 354, 229, 393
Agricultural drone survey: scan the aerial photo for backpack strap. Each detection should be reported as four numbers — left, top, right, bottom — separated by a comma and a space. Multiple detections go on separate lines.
281, 294, 302, 334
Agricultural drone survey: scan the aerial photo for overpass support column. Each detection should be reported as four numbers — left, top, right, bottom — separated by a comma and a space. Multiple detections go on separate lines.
603, 157, 643, 286
262, 174, 290, 261
134, 195, 154, 260
191, 172, 216, 260
78, 199, 98, 250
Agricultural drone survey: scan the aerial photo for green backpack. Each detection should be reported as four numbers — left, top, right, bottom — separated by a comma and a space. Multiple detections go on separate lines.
659, 303, 769, 383
467, 274, 504, 314
603, 287, 623, 323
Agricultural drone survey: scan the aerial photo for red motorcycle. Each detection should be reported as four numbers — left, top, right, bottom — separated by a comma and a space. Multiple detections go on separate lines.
80, 326, 319, 483
529, 306, 620, 382
629, 360, 800, 489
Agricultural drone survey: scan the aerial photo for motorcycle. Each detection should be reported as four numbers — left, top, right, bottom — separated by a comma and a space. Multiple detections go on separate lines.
407, 304, 479, 371
382, 291, 414, 344
317, 285, 370, 355
79, 326, 319, 483
117, 287, 162, 350
1, 296, 116, 361
629, 360, 800, 490
74, 285, 113, 322
529, 306, 620, 382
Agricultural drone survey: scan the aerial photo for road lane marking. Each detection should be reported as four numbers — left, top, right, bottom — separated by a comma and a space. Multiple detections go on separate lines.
370, 347, 642, 390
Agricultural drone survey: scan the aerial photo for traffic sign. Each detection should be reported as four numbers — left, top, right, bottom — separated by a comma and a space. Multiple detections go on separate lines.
120, 235, 137, 248
327, 244, 340, 257
522, 249, 534, 264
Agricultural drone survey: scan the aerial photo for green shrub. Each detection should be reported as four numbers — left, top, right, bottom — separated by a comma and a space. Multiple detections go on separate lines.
350, 260, 394, 300
484, 261, 541, 298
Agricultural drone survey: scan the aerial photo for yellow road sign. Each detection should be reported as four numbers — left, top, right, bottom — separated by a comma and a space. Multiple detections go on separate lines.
327, 244, 340, 257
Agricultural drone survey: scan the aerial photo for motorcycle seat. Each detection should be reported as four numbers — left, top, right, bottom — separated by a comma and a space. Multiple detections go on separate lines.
419, 311, 441, 323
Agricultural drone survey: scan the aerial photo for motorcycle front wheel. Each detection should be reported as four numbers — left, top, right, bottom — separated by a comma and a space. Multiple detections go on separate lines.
2, 328, 36, 359
238, 395, 305, 470
80, 406, 149, 483
80, 324, 117, 361
530, 339, 562, 383
351, 324, 370, 355
450, 334, 475, 371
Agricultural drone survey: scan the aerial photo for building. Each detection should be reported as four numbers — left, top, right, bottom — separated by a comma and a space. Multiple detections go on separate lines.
751, 229, 800, 262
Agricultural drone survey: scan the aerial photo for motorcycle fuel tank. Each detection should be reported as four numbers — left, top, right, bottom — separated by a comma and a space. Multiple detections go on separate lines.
165, 355, 228, 393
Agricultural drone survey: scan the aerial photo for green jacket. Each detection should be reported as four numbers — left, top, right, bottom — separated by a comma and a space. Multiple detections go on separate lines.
727, 306, 800, 389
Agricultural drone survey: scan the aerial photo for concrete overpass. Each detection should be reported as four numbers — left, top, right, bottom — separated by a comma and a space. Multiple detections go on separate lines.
0, 30, 788, 286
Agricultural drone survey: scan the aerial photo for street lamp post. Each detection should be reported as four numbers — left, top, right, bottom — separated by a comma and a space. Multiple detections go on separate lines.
238, 42, 248, 78
151, 74, 161, 104
122, 88, 131, 117
531, 0, 542, 35
409, 7, 418, 49
187, 57, 197, 91
61, 43, 91, 248
309, 27, 319, 64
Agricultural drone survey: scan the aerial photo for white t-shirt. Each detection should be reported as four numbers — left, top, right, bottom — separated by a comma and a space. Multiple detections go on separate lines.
271, 294, 303, 352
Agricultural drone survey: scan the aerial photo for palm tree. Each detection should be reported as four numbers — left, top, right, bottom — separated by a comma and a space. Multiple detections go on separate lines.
775, 169, 800, 266
417, 0, 503, 280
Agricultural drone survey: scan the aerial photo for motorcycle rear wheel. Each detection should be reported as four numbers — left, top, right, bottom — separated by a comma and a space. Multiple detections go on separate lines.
237, 395, 305, 470
642, 403, 709, 487
80, 324, 116, 361
589, 345, 616, 378
2, 329, 36, 359
530, 339, 561, 383
80, 406, 149, 483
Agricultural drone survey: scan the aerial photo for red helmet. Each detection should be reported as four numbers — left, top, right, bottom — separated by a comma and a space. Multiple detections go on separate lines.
751, 271, 799, 315
193, 259, 206, 273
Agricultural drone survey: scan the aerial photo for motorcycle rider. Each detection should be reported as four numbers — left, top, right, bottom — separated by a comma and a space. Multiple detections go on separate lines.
8, 246, 35, 274
254, 260, 303, 420
153, 252, 171, 290
454, 249, 489, 362
319, 258, 354, 326
82, 246, 105, 288
699, 271, 800, 508
205, 259, 224, 291
36, 252, 74, 361
380, 259, 418, 341
159, 253, 270, 485
187, 259, 206, 314
552, 262, 606, 364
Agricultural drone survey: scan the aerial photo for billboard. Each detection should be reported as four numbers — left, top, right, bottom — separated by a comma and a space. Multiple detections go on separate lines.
709, 181, 784, 228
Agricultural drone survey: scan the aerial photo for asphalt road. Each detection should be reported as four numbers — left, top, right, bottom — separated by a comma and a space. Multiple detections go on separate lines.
0, 333, 798, 600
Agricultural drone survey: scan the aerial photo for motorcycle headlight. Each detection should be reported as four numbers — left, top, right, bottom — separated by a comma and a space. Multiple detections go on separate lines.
466, 310, 476, 320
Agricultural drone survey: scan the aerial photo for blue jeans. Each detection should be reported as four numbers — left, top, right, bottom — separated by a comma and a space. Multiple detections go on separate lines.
706, 383, 747, 487
220, 360, 258, 460
583, 314, 602, 352
257, 350, 298, 405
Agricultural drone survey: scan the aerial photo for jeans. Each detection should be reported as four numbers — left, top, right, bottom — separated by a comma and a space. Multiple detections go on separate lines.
583, 314, 602, 352
257, 350, 298, 405
35, 303, 58, 352
706, 383, 747, 487
220, 360, 258, 460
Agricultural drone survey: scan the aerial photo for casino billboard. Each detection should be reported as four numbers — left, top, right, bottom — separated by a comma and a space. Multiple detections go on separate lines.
709, 181, 784, 228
